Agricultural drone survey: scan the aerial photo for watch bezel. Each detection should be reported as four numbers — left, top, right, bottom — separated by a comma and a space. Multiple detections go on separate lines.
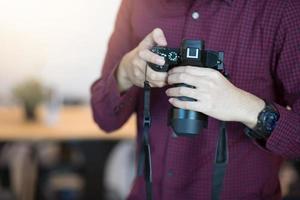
250, 102, 280, 139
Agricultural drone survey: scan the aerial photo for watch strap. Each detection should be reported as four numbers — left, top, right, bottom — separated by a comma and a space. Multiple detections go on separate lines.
245, 101, 280, 140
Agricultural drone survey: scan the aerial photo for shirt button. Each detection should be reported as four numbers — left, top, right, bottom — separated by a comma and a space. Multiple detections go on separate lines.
192, 11, 200, 20
113, 106, 120, 113
172, 131, 178, 138
167, 170, 174, 177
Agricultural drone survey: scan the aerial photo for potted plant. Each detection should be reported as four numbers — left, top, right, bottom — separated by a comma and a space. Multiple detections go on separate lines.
13, 79, 45, 121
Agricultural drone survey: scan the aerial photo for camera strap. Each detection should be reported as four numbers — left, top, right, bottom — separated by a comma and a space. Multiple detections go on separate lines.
212, 121, 228, 200
137, 65, 228, 200
137, 66, 153, 200
211, 71, 229, 200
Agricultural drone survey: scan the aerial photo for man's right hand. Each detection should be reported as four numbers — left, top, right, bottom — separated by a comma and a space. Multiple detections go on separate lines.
115, 28, 168, 92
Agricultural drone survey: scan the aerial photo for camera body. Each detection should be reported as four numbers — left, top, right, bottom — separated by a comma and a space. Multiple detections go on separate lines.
149, 39, 224, 136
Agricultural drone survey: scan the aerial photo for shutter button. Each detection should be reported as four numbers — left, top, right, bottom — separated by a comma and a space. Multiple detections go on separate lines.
192, 11, 200, 20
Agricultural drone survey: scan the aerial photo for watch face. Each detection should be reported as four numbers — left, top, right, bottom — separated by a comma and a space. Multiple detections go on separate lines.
263, 112, 279, 132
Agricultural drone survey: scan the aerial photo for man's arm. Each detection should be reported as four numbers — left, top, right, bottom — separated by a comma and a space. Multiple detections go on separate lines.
91, 0, 139, 132
91, 0, 169, 132
165, 0, 300, 159
265, 0, 300, 159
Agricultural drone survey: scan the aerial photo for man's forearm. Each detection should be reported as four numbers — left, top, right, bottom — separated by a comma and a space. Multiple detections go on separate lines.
115, 54, 134, 93
236, 89, 265, 129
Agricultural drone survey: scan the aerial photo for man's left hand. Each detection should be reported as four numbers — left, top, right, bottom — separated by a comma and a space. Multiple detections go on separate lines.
166, 66, 265, 128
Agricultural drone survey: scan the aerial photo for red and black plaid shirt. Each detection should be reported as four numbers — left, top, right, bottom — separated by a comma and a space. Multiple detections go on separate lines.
91, 0, 300, 199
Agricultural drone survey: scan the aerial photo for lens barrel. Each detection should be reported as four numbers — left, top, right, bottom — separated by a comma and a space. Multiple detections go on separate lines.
169, 107, 208, 136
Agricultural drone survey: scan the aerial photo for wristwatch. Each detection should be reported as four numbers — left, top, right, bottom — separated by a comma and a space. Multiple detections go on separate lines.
244, 101, 280, 140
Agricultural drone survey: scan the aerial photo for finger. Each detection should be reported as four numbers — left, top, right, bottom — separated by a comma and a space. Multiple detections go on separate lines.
150, 80, 167, 88
137, 62, 167, 79
133, 67, 167, 88
133, 59, 167, 84
139, 49, 165, 66
139, 28, 167, 49
165, 87, 199, 100
168, 66, 217, 77
146, 67, 168, 82
137, 80, 165, 88
168, 98, 201, 112
167, 73, 209, 88
152, 28, 167, 46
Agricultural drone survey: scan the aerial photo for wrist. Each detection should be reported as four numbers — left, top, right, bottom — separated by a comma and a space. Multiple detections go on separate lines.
244, 101, 280, 140
115, 56, 133, 92
238, 90, 265, 128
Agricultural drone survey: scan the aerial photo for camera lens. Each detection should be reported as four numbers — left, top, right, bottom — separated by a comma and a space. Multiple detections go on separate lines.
168, 107, 208, 136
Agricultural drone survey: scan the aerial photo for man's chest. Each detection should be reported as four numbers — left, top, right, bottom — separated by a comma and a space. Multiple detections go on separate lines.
130, 0, 283, 98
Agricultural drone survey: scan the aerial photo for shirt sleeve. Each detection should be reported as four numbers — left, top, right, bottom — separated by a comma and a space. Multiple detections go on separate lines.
265, 0, 300, 159
91, 0, 140, 132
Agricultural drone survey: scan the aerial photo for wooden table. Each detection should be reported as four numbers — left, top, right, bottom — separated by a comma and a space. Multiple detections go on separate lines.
0, 106, 136, 140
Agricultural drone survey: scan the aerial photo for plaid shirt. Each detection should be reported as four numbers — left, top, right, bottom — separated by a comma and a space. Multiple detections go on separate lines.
91, 0, 300, 199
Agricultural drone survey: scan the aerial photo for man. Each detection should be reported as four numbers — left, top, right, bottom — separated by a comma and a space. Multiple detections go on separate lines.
91, 0, 300, 199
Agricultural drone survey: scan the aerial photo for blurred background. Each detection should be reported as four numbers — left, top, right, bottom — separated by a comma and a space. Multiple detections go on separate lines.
0, 0, 121, 101
0, 0, 137, 200
0, 0, 299, 200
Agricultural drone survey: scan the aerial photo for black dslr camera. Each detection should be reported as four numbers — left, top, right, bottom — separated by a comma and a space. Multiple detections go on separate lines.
149, 40, 224, 136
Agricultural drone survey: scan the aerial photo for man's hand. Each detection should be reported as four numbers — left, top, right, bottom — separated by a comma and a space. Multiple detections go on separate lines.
166, 66, 265, 128
116, 28, 168, 92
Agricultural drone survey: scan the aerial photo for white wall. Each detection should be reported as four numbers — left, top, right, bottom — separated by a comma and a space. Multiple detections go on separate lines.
0, 0, 122, 103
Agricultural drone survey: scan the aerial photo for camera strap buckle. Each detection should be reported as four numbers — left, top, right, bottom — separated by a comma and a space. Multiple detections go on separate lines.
144, 116, 151, 129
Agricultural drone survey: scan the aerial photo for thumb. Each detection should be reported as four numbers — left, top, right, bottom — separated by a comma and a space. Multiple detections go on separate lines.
139, 28, 167, 49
